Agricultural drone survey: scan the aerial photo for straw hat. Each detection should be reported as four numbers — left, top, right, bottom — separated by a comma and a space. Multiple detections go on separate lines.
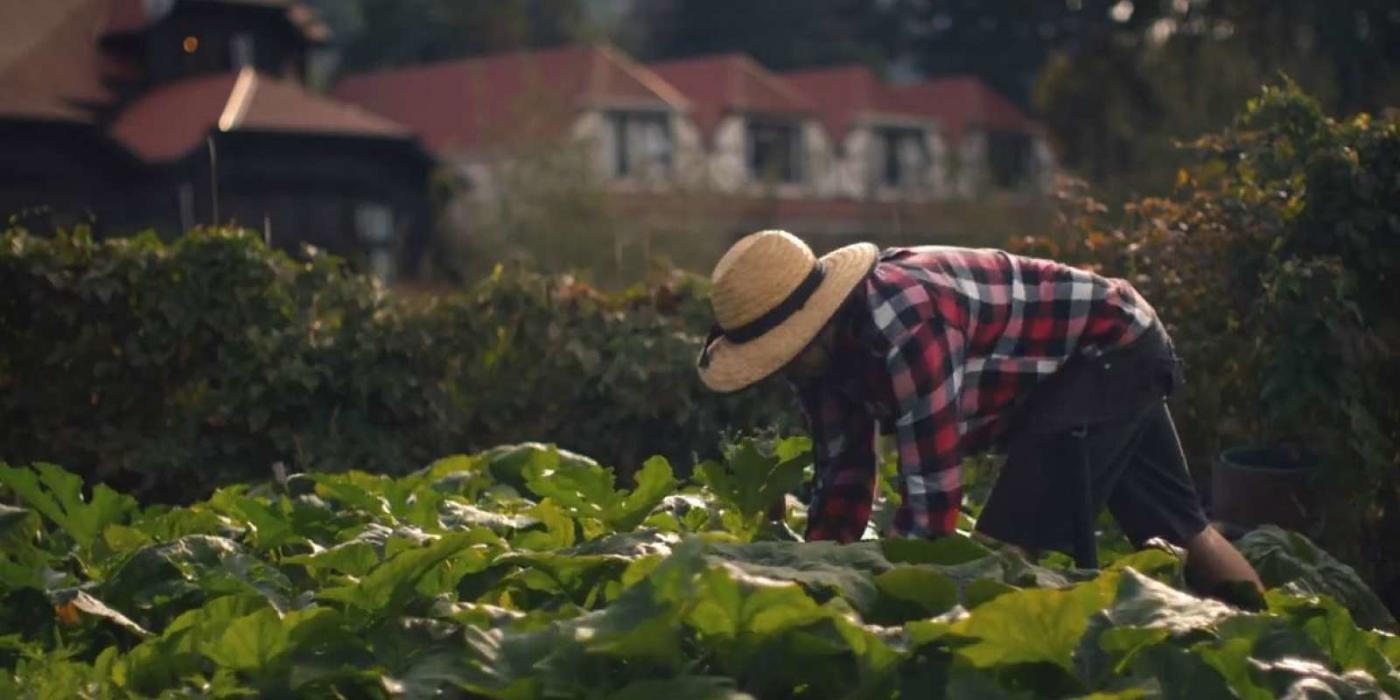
697, 230, 878, 393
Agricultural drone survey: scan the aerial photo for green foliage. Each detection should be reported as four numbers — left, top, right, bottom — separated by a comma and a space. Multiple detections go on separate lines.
1236, 527, 1397, 632
1013, 81, 1400, 616
0, 226, 795, 502
1033, 1, 1399, 201
697, 437, 811, 541
3, 450, 1398, 698
309, 0, 588, 75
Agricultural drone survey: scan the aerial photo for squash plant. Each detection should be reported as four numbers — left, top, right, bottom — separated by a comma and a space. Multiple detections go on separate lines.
2, 440, 1398, 697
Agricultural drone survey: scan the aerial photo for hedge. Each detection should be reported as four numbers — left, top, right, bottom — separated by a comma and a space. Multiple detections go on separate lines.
0, 227, 796, 502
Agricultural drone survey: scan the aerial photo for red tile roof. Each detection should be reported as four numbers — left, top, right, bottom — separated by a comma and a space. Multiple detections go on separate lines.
334, 44, 687, 154
0, 0, 121, 122
782, 64, 933, 143
886, 76, 1040, 143
111, 68, 412, 161
651, 53, 813, 137
784, 65, 1041, 144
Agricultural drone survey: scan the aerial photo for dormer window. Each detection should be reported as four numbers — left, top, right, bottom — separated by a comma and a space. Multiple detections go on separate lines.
876, 126, 930, 190
607, 111, 673, 180
747, 119, 802, 184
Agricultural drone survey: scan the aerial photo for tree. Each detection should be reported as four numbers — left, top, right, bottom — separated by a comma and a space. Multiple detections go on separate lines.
304, 0, 588, 76
1031, 0, 1400, 200
625, 0, 901, 72
887, 0, 1129, 107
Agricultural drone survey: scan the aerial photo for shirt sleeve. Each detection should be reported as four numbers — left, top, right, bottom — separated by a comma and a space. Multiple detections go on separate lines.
885, 317, 967, 538
797, 382, 877, 544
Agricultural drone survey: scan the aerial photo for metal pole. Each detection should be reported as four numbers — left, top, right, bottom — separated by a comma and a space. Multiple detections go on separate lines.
207, 136, 219, 225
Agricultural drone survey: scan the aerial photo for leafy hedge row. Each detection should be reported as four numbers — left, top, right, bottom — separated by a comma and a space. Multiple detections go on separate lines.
0, 228, 795, 502
1, 442, 1397, 697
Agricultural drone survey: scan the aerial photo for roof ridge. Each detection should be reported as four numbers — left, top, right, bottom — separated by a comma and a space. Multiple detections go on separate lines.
338, 44, 588, 86
734, 54, 811, 110
596, 44, 689, 110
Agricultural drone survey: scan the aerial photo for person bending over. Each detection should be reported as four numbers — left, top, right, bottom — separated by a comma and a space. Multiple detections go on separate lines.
696, 230, 1261, 594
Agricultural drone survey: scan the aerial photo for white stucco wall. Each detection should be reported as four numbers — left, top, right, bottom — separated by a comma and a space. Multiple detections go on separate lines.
673, 115, 706, 189
927, 129, 951, 200
820, 129, 867, 199
795, 121, 829, 199
830, 120, 952, 203
456, 109, 1038, 205
708, 116, 748, 193
573, 109, 607, 174
955, 131, 989, 199
1032, 134, 1055, 195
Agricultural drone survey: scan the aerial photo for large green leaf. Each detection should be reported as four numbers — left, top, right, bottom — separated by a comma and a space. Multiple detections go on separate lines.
115, 594, 271, 693
1124, 644, 1236, 700
318, 531, 484, 616
101, 535, 294, 628
205, 490, 296, 551
871, 566, 960, 622
703, 540, 891, 614
1075, 569, 1245, 689
522, 449, 617, 521
519, 447, 675, 534
951, 571, 1120, 671
880, 534, 993, 566
511, 498, 577, 551
696, 439, 810, 537
0, 463, 136, 551
1236, 526, 1397, 630
1266, 591, 1400, 691
610, 456, 677, 532
203, 606, 343, 676
285, 540, 381, 577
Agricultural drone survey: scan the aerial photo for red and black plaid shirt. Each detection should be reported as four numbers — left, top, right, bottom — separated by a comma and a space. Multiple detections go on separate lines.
796, 246, 1158, 543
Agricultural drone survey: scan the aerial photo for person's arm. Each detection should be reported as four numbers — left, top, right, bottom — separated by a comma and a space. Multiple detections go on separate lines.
885, 317, 967, 538
798, 382, 877, 543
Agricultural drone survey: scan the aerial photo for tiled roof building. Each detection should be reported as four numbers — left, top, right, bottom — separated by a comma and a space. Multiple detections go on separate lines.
334, 45, 1053, 254
0, 0, 433, 281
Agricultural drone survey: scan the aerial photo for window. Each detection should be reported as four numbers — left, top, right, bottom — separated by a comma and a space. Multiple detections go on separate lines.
230, 33, 256, 69
747, 120, 803, 184
355, 203, 396, 282
986, 131, 1034, 190
607, 111, 673, 179
876, 127, 930, 190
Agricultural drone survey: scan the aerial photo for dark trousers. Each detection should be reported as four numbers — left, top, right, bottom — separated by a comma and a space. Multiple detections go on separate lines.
975, 323, 1209, 566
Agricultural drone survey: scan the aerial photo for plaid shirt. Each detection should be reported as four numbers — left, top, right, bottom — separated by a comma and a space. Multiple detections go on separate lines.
797, 246, 1158, 543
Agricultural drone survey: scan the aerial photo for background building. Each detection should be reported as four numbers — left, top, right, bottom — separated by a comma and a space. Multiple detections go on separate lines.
0, 0, 433, 280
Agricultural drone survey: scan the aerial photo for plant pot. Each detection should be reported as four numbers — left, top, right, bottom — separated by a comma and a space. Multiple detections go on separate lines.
1210, 446, 1316, 532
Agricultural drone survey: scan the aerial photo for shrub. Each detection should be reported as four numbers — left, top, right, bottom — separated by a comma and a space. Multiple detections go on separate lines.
0, 227, 796, 503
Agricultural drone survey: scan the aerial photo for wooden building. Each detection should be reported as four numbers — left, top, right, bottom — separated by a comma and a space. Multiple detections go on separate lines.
0, 0, 434, 281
